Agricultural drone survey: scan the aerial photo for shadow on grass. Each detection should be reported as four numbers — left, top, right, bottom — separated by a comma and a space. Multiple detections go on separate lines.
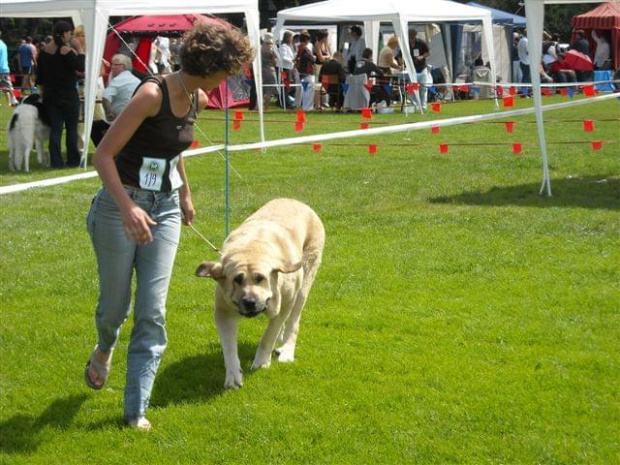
429, 175, 620, 210
0, 394, 87, 455
151, 342, 257, 407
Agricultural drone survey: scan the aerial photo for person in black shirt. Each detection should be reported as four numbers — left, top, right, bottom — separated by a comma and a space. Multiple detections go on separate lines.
319, 52, 346, 110
84, 22, 254, 431
353, 48, 390, 106
397, 30, 431, 110
36, 21, 85, 168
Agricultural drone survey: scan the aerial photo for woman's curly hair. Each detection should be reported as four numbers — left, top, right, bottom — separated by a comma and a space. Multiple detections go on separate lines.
180, 22, 255, 77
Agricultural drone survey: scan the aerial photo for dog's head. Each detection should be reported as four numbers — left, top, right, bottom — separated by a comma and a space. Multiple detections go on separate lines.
196, 251, 301, 318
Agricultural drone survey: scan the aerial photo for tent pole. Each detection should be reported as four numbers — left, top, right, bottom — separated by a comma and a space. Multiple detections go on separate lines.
224, 80, 231, 236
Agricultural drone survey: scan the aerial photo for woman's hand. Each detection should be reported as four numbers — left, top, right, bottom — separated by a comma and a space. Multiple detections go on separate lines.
180, 193, 195, 226
121, 202, 157, 245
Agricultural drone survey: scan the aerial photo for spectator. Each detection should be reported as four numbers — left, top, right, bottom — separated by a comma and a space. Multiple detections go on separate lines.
84, 22, 254, 431
36, 21, 85, 168
294, 31, 316, 111
314, 29, 332, 110
512, 32, 522, 83
91, 54, 140, 146
319, 51, 346, 111
570, 29, 589, 56
260, 32, 278, 106
279, 30, 296, 101
517, 29, 531, 85
591, 30, 610, 70
154, 36, 171, 74
378, 36, 401, 75
169, 38, 181, 72
346, 25, 366, 74
18, 36, 37, 93
353, 48, 389, 106
0, 31, 19, 107
549, 52, 577, 85
398, 29, 431, 111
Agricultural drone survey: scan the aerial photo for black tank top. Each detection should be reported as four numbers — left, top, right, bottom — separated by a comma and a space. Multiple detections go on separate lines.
115, 76, 196, 192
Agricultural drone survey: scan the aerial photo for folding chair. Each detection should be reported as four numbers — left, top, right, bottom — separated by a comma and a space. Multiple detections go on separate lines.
321, 74, 344, 111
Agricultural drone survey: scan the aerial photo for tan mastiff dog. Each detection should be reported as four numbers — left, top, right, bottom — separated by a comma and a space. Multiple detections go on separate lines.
196, 198, 325, 389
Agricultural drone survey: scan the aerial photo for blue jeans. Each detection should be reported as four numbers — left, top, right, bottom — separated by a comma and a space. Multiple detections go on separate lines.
87, 186, 181, 421
44, 91, 81, 167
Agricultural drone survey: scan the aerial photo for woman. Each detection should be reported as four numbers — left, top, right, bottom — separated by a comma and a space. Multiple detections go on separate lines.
313, 30, 332, 110
36, 21, 85, 168
260, 32, 279, 106
378, 36, 401, 75
84, 22, 254, 431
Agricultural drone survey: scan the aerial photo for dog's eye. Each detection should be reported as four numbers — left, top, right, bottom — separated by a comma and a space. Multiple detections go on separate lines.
233, 274, 244, 285
254, 274, 265, 284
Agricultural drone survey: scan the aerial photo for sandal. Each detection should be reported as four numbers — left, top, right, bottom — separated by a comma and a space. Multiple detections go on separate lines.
84, 345, 113, 390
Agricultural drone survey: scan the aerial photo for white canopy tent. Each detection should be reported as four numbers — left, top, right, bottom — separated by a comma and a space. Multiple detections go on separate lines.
273, 0, 497, 108
524, 0, 605, 196
0, 0, 264, 165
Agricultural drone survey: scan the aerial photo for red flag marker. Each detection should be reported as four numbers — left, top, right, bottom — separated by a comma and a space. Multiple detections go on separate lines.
232, 120, 241, 131
296, 110, 306, 123
368, 144, 378, 155
559, 88, 568, 97
583, 120, 594, 132
431, 126, 440, 134
13, 89, 22, 98
591, 141, 603, 151
459, 85, 469, 93
504, 121, 515, 133
431, 102, 441, 113
503, 95, 514, 108
439, 144, 449, 154
496, 85, 504, 96
583, 85, 595, 97
361, 108, 373, 119
313, 143, 322, 153
542, 88, 553, 97
512, 143, 523, 155
190, 140, 199, 149
406, 83, 419, 93
509, 86, 517, 95
234, 111, 244, 121
360, 122, 369, 130
295, 122, 305, 132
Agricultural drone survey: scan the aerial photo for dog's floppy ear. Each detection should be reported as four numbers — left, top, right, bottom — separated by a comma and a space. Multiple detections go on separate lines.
274, 260, 303, 274
195, 261, 224, 280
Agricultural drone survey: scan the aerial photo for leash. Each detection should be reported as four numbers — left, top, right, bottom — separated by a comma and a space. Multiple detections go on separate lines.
188, 223, 221, 256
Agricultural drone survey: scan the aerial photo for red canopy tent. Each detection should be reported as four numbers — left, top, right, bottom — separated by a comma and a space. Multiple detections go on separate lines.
103, 14, 249, 109
571, 2, 620, 70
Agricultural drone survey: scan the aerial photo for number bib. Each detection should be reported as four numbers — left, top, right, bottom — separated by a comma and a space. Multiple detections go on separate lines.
139, 155, 183, 192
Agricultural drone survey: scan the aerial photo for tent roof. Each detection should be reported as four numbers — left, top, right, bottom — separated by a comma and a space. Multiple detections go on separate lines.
113, 14, 228, 35
276, 0, 493, 23
571, 2, 620, 29
467, 2, 527, 26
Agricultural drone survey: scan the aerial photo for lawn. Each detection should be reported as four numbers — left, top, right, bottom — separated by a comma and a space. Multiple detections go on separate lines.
0, 96, 618, 464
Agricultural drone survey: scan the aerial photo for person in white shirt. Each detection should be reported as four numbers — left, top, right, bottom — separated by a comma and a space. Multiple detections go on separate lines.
591, 29, 610, 70
91, 54, 140, 145
346, 25, 366, 73
517, 31, 530, 84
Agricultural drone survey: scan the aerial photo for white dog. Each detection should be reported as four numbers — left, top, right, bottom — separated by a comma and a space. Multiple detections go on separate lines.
8, 94, 50, 172
196, 198, 325, 389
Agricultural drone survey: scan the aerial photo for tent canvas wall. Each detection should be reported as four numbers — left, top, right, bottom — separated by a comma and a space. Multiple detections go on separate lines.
0, 0, 264, 164
274, 0, 497, 107
571, 2, 620, 70
104, 14, 250, 109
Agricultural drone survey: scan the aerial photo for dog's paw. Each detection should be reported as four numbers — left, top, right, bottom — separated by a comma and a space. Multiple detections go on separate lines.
224, 369, 243, 389
251, 355, 272, 370
276, 346, 295, 363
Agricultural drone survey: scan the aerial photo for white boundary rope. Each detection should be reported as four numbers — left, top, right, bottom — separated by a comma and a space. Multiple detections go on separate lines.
1, 92, 616, 196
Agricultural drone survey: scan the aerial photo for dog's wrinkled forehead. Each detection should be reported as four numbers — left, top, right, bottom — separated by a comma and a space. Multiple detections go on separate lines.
222, 254, 272, 283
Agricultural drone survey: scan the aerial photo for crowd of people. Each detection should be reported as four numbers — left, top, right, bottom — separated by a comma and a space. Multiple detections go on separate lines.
253, 26, 433, 112
512, 27, 612, 95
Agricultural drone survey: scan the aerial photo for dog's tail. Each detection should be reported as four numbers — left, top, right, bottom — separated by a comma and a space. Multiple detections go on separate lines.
9, 113, 19, 131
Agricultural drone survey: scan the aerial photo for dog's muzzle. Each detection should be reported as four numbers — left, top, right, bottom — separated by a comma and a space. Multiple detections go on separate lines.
238, 298, 269, 318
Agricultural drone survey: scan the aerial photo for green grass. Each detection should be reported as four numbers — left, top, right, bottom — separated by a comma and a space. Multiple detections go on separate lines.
1, 96, 619, 464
